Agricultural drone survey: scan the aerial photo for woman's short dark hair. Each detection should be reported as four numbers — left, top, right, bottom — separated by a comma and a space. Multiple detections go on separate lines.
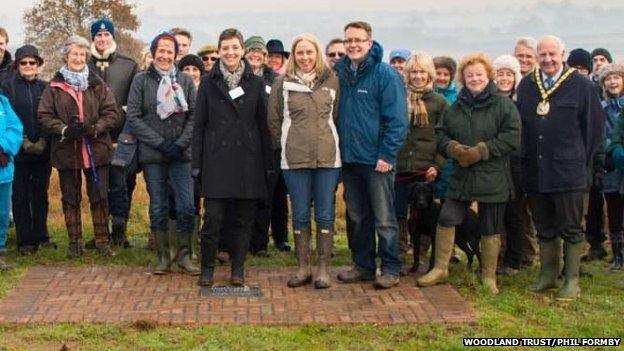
218, 28, 244, 49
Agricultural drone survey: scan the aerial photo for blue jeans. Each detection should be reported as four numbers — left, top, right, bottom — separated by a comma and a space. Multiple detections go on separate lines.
282, 168, 341, 229
143, 161, 194, 233
342, 163, 401, 276
0, 182, 12, 251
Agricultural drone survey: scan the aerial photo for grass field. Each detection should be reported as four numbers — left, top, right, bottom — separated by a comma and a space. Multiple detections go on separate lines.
0, 172, 623, 350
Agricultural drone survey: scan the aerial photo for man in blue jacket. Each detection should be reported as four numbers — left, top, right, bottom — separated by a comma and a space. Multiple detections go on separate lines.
335, 21, 408, 289
517, 35, 605, 302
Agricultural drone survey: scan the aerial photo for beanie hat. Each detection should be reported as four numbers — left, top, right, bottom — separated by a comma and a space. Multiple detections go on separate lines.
389, 48, 410, 62
150, 32, 179, 58
493, 54, 522, 89
244, 36, 267, 53
197, 44, 218, 57
591, 48, 613, 64
598, 62, 624, 87
433, 56, 457, 81
178, 54, 205, 75
567, 48, 592, 73
90, 19, 115, 40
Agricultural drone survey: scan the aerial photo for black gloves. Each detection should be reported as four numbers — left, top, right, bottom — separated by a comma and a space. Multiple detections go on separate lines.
158, 140, 183, 158
64, 116, 84, 140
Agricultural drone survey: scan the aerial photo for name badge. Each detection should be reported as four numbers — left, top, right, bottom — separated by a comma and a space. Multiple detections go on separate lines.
229, 86, 245, 100
265, 85, 272, 95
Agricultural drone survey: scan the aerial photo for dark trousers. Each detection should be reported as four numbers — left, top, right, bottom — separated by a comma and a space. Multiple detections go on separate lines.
503, 170, 525, 269
201, 199, 258, 269
585, 186, 606, 246
249, 171, 288, 252
604, 192, 624, 244
528, 191, 585, 244
108, 155, 139, 220
12, 161, 51, 248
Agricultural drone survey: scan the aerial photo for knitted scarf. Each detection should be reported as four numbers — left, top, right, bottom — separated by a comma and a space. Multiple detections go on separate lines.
407, 82, 432, 127
59, 65, 89, 92
155, 65, 189, 120
90, 41, 117, 73
220, 60, 245, 90
295, 70, 317, 89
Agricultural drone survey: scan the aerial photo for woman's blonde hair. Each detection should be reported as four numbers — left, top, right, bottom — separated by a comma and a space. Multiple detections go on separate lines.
404, 52, 436, 86
285, 33, 328, 78
456, 52, 496, 87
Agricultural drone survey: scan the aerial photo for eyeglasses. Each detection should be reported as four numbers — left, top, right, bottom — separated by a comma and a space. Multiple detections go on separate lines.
327, 52, 345, 58
343, 38, 369, 45
19, 60, 38, 66
202, 56, 218, 62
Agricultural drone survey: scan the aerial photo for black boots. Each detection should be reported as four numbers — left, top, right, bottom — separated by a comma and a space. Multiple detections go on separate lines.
198, 236, 215, 286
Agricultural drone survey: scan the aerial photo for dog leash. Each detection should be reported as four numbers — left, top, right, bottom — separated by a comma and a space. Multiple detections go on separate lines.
395, 170, 427, 183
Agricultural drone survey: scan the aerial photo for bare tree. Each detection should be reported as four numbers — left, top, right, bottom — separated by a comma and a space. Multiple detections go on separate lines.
23, 0, 145, 79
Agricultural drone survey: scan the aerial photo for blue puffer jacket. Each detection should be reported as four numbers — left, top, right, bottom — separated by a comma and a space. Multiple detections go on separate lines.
335, 41, 408, 166
602, 96, 624, 193
434, 82, 459, 105
0, 94, 24, 184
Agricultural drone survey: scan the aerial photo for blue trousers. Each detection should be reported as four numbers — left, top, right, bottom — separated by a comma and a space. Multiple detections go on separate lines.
282, 168, 341, 230
0, 182, 12, 251
342, 163, 401, 276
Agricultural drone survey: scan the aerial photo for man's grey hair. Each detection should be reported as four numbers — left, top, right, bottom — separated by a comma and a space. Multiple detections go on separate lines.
61, 35, 91, 58
515, 36, 538, 52
537, 35, 566, 54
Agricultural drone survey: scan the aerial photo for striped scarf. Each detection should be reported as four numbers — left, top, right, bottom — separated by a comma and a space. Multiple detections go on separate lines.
407, 82, 432, 127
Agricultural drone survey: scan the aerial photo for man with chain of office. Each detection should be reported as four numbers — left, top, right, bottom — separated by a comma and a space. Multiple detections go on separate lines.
516, 35, 605, 302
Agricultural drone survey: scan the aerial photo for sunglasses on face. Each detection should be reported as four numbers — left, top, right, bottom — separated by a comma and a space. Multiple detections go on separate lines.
202, 56, 218, 62
327, 52, 345, 58
19, 60, 38, 66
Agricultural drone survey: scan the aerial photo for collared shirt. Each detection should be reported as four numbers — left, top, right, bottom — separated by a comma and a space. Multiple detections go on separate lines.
541, 65, 564, 88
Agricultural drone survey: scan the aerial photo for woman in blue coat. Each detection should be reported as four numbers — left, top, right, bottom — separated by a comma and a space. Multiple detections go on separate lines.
0, 92, 24, 256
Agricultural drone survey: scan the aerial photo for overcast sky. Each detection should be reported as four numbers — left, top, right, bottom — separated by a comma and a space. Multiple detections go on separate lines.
1, 0, 623, 60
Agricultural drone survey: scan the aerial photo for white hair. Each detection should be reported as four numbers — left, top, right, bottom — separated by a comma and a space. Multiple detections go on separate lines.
61, 35, 90, 59
537, 35, 566, 54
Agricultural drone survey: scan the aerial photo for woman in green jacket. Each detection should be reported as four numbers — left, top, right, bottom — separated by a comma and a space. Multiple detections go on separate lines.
416, 53, 521, 294
394, 52, 446, 270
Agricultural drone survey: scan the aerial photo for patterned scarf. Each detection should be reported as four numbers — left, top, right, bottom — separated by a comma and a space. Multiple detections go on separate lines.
155, 65, 189, 120
295, 70, 317, 89
220, 60, 245, 90
407, 82, 432, 127
90, 41, 117, 73
60, 65, 90, 92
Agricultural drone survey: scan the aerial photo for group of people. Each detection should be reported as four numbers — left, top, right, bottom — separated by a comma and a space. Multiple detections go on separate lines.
0, 19, 620, 303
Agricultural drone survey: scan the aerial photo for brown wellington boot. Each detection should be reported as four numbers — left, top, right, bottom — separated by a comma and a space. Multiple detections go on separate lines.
92, 201, 115, 257
398, 218, 411, 276
154, 230, 172, 275
63, 203, 84, 259
416, 225, 455, 287
480, 235, 501, 295
314, 227, 334, 289
288, 226, 312, 287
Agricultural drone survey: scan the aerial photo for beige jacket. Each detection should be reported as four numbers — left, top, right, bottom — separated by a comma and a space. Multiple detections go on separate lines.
268, 69, 340, 169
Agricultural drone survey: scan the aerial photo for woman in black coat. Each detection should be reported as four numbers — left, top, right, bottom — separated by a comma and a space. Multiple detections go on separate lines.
192, 28, 273, 287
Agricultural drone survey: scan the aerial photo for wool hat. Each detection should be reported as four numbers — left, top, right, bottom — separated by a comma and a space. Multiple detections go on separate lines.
197, 44, 218, 57
266, 39, 289, 58
493, 54, 522, 89
150, 32, 179, 58
244, 36, 267, 53
598, 62, 624, 87
178, 54, 205, 75
90, 19, 115, 39
433, 56, 457, 80
567, 48, 592, 73
13, 44, 43, 66
389, 48, 410, 62
591, 48, 613, 64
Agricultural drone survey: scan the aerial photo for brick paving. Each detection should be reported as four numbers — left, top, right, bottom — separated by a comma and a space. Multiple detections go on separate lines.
0, 266, 476, 326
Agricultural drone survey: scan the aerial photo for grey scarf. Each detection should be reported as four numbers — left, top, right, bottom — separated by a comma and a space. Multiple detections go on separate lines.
220, 60, 245, 90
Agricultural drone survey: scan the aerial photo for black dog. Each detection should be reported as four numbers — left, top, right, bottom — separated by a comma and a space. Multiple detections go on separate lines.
406, 180, 481, 273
